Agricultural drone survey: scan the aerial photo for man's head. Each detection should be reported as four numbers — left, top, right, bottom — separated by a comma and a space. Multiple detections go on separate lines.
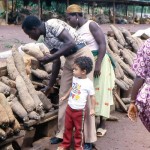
66, 4, 83, 28
22, 15, 42, 41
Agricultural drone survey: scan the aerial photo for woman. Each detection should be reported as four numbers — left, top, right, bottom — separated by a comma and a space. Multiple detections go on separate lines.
66, 4, 115, 141
128, 38, 150, 132
22, 15, 97, 148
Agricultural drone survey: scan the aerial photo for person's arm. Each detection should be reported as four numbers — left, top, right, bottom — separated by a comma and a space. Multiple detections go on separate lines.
89, 22, 106, 77
128, 76, 144, 121
131, 76, 145, 103
60, 87, 72, 101
90, 95, 96, 116
39, 29, 76, 64
42, 58, 61, 96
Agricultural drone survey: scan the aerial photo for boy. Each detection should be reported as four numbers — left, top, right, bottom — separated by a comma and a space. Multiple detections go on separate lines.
57, 56, 96, 150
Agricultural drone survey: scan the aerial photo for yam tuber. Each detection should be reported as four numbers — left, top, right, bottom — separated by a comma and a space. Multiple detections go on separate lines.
28, 111, 40, 120
0, 128, 6, 141
11, 118, 21, 135
6, 56, 19, 81
21, 43, 44, 59
31, 69, 49, 79
0, 81, 10, 95
10, 97, 29, 122
0, 103, 9, 128
0, 76, 16, 88
37, 91, 52, 111
16, 75, 35, 113
0, 93, 15, 124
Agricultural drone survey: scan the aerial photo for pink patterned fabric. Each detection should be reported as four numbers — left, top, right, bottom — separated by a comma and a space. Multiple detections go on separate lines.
133, 38, 150, 132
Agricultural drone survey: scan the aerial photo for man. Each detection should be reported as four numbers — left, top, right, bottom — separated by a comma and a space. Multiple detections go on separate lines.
22, 15, 96, 150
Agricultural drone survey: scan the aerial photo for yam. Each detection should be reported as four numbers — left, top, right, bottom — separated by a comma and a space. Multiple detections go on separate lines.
115, 79, 129, 90
6, 56, 19, 80
4, 127, 14, 137
44, 63, 53, 73
0, 128, 6, 141
37, 91, 52, 111
28, 111, 40, 120
31, 69, 49, 79
12, 47, 44, 114
115, 63, 124, 79
0, 103, 9, 128
10, 97, 29, 122
21, 43, 44, 59
11, 118, 21, 135
108, 37, 120, 55
121, 50, 133, 67
38, 43, 50, 56
110, 25, 126, 46
0, 81, 11, 95
12, 46, 26, 75
22, 75, 44, 116
0, 76, 16, 88
16, 75, 35, 113
0, 93, 15, 124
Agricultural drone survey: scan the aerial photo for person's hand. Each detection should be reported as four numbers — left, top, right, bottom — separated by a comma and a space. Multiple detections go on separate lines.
60, 96, 67, 102
41, 86, 53, 96
90, 109, 95, 116
94, 64, 101, 78
128, 103, 138, 122
38, 56, 53, 65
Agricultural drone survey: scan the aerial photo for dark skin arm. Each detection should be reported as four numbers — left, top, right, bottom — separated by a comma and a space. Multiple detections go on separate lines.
128, 76, 144, 121
39, 29, 76, 64
131, 76, 144, 101
89, 22, 106, 78
42, 58, 61, 96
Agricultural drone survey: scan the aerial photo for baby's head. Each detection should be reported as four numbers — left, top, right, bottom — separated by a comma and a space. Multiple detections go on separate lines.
73, 56, 93, 77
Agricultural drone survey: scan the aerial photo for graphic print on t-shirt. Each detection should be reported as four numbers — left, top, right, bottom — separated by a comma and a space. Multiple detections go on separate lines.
70, 82, 81, 100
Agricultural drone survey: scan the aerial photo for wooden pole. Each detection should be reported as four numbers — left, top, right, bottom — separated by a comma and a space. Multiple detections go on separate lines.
133, 4, 135, 20
125, 4, 128, 18
67, 0, 69, 7
38, 0, 41, 19
12, 0, 14, 13
113, 0, 116, 24
5, 0, 8, 24
141, 6, 144, 20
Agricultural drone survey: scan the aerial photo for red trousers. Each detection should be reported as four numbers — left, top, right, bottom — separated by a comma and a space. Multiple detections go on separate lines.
60, 105, 85, 150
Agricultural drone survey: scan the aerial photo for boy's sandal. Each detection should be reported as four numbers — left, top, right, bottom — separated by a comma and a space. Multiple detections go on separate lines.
97, 128, 107, 137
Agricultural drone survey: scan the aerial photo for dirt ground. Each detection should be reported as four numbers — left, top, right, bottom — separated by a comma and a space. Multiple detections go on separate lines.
0, 24, 149, 150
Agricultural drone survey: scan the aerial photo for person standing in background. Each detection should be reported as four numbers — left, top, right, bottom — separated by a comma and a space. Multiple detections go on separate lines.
66, 4, 115, 146
128, 38, 150, 132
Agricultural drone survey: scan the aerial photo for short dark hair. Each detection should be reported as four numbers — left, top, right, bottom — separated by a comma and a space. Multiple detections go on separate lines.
74, 56, 93, 74
22, 15, 41, 30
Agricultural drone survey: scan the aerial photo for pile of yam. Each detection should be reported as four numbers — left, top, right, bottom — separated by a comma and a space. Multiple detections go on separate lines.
0, 93, 20, 141
107, 25, 144, 112
0, 42, 64, 128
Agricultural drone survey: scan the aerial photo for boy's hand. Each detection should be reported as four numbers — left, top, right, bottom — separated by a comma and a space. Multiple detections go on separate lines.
60, 96, 67, 102
90, 109, 95, 116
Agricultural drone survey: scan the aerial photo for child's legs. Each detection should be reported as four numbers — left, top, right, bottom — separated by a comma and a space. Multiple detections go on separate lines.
61, 106, 74, 149
73, 109, 85, 150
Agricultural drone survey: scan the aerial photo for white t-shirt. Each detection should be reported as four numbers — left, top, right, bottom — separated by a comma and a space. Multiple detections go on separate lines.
68, 77, 95, 110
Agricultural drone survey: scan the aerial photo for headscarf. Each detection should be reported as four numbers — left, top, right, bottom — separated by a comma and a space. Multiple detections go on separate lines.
66, 4, 82, 13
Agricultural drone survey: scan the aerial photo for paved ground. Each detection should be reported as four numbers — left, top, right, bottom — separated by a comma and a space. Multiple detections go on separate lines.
0, 24, 149, 150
